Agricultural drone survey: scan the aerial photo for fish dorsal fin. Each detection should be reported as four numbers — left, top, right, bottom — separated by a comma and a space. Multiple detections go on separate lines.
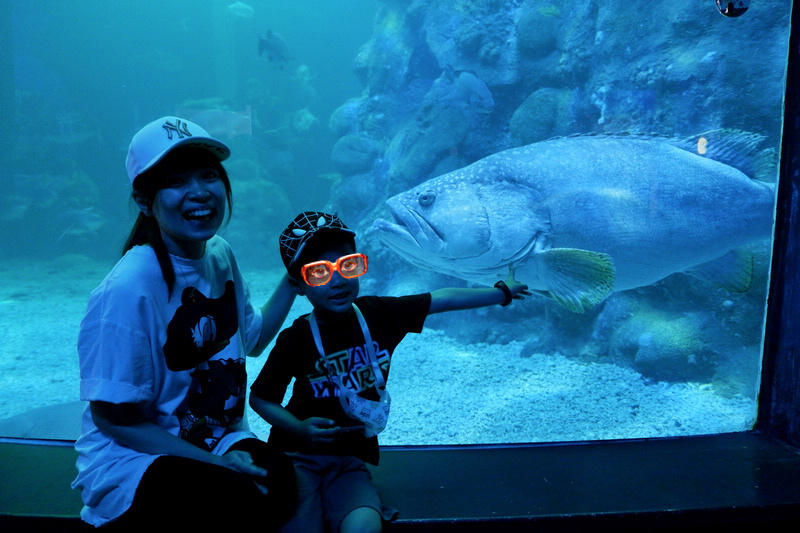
685, 249, 754, 293
668, 129, 777, 182
549, 130, 777, 182
535, 248, 615, 313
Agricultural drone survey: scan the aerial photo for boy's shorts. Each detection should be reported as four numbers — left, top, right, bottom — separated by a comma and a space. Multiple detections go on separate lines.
280, 453, 397, 532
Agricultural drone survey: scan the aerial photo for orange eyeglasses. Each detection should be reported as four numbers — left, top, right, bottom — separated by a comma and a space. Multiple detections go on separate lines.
301, 253, 368, 286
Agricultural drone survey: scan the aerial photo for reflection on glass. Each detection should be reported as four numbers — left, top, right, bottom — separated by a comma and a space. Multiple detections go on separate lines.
716, 0, 751, 18
0, 0, 791, 446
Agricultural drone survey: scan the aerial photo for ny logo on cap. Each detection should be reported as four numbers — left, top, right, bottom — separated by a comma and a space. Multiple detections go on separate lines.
162, 119, 192, 140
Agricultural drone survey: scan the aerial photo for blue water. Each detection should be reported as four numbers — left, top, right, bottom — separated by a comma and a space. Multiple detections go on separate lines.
0, 0, 791, 444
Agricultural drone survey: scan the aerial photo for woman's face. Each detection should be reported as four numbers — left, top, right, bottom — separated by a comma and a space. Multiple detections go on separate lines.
150, 166, 227, 258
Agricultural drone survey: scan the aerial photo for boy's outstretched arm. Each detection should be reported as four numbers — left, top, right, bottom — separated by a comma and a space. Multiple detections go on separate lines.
428, 266, 529, 314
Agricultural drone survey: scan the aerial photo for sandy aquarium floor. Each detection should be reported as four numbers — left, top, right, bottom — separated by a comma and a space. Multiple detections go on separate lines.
0, 256, 757, 444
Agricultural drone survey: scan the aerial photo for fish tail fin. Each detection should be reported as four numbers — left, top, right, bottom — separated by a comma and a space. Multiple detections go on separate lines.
750, 147, 778, 182
685, 249, 754, 293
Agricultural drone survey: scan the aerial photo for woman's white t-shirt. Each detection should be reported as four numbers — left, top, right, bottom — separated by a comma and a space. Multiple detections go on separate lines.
72, 236, 263, 526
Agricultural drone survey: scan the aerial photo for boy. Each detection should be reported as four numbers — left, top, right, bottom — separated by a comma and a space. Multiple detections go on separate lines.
250, 211, 528, 533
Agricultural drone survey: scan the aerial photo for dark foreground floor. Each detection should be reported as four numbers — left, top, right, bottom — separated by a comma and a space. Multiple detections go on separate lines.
2, 431, 799, 532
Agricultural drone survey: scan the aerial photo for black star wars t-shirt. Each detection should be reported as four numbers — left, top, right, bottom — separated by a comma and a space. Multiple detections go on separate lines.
251, 294, 431, 464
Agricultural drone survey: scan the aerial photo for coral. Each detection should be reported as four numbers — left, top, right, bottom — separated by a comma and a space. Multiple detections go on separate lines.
516, 6, 562, 58
328, 98, 363, 137
331, 135, 382, 175
509, 87, 579, 145
328, 171, 388, 223
610, 309, 714, 382
384, 105, 471, 191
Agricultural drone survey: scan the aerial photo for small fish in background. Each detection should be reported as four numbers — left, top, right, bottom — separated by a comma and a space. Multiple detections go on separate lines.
0, 194, 32, 222
293, 64, 313, 84
292, 64, 318, 104
257, 29, 293, 67
57, 207, 107, 241
291, 108, 319, 133
178, 106, 253, 140
451, 69, 495, 114
227, 1, 255, 19
44, 113, 98, 146
10, 173, 70, 211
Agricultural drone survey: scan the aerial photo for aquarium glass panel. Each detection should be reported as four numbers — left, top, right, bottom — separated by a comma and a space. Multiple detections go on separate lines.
0, 1, 790, 445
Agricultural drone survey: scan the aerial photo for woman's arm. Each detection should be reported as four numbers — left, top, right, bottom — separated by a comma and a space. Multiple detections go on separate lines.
90, 401, 266, 478
250, 274, 297, 356
428, 266, 529, 315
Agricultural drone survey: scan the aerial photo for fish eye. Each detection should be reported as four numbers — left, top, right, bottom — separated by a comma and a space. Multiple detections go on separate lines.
418, 190, 436, 207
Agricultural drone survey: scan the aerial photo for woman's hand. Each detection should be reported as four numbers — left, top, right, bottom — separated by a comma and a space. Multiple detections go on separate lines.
218, 450, 267, 478
219, 450, 269, 495
90, 400, 268, 485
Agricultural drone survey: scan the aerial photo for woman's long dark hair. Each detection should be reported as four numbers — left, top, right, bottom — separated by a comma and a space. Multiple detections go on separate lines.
122, 146, 233, 295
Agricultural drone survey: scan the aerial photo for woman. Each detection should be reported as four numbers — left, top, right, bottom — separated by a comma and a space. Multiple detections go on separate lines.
72, 117, 297, 530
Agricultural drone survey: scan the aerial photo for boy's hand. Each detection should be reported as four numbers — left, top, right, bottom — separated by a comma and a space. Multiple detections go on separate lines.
504, 263, 530, 300
300, 417, 339, 444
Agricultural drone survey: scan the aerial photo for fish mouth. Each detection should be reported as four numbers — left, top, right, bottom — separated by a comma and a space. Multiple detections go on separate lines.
372, 201, 445, 254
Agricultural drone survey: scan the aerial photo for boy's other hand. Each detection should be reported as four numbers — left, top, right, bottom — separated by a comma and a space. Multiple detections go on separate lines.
301, 417, 339, 444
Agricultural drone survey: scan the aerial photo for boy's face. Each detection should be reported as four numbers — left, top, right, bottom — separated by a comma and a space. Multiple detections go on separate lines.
291, 242, 360, 320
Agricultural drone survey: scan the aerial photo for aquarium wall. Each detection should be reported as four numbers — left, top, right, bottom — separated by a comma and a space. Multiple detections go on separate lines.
0, 0, 791, 446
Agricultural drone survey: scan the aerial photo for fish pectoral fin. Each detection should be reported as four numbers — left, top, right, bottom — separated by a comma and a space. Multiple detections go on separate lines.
685, 250, 753, 293
536, 248, 615, 313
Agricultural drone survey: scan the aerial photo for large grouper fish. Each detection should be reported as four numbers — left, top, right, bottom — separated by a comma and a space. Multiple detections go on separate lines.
372, 131, 776, 313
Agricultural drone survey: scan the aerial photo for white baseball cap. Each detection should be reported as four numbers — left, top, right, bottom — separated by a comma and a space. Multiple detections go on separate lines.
125, 116, 231, 184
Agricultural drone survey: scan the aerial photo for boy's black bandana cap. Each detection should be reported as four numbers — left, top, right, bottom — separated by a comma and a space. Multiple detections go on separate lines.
279, 211, 355, 269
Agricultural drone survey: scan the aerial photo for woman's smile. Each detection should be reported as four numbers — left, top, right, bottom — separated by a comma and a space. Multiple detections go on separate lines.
184, 207, 215, 221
